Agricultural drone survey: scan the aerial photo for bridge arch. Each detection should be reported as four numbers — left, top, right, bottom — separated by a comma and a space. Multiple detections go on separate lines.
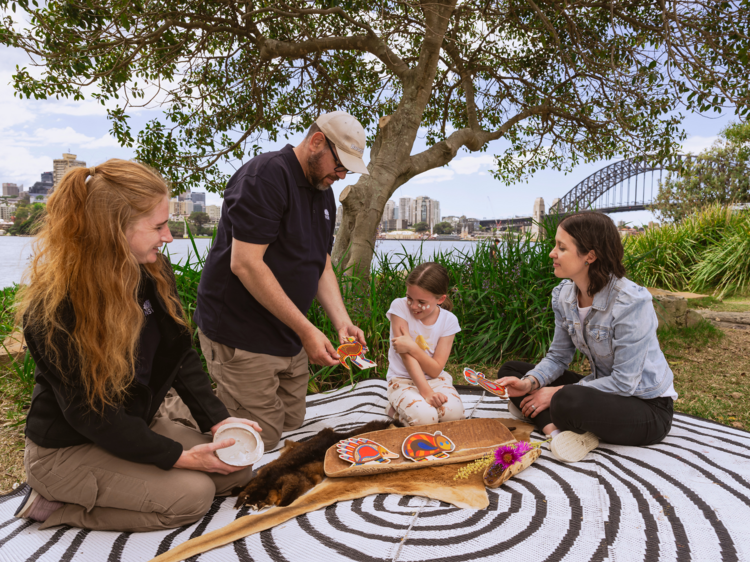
549, 155, 689, 215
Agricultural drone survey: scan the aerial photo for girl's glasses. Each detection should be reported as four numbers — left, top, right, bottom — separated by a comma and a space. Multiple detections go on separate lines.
325, 137, 354, 175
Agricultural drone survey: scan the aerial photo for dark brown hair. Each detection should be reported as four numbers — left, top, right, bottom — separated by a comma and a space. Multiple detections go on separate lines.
406, 262, 453, 311
558, 212, 626, 297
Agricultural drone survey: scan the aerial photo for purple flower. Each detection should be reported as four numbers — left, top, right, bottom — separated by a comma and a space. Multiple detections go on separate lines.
493, 442, 533, 470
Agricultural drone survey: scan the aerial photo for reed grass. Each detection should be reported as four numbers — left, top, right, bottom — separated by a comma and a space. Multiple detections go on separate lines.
2, 206, 749, 401
625, 204, 750, 295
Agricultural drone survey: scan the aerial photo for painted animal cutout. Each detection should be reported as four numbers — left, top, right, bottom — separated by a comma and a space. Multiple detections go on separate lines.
402, 430, 456, 462
463, 368, 509, 399
337, 438, 399, 466
337, 337, 377, 370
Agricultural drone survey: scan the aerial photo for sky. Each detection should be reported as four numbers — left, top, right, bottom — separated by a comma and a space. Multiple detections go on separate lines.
0, 43, 739, 227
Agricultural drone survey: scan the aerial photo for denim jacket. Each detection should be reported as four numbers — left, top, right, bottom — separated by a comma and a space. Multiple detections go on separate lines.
526, 275, 674, 399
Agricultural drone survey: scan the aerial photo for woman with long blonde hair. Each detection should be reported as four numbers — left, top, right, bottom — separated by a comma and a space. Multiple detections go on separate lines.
13, 159, 261, 531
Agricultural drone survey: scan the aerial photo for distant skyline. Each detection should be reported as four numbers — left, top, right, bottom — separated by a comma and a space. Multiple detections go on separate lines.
0, 43, 738, 226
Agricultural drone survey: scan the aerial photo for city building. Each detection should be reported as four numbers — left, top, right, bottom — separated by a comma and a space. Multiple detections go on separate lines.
398, 197, 413, 229
193, 203, 204, 214
335, 205, 343, 230
2, 183, 19, 197
414, 196, 441, 231
191, 192, 206, 205
0, 204, 16, 221
169, 198, 194, 216
205, 204, 221, 222
53, 153, 86, 187
29, 172, 54, 195
380, 200, 397, 231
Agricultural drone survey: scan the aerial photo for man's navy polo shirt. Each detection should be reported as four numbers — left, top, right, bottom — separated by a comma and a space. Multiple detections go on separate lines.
194, 144, 336, 357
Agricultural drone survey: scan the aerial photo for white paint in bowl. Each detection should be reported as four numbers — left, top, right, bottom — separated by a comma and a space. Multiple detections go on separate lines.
213, 423, 264, 467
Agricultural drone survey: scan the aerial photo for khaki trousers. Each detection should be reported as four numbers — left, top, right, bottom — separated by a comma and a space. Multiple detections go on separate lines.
24, 417, 252, 532
198, 329, 309, 450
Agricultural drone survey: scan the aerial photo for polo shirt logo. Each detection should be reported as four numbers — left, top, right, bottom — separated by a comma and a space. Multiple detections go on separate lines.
143, 299, 154, 316
324, 209, 330, 220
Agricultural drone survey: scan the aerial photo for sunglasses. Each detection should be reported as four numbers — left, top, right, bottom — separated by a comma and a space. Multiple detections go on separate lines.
325, 137, 354, 175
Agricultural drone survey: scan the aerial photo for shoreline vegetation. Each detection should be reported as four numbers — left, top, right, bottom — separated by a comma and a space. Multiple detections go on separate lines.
2, 207, 750, 492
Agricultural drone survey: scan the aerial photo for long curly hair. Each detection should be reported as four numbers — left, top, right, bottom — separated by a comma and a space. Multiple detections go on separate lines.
559, 212, 626, 296
16, 159, 186, 413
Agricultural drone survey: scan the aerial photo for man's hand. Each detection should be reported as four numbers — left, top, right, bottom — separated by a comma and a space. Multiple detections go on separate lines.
301, 326, 340, 366
338, 323, 366, 345
173, 440, 247, 474
210, 417, 263, 437
391, 335, 416, 355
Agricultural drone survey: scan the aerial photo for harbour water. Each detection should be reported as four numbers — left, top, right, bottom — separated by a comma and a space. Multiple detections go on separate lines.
0, 236, 481, 289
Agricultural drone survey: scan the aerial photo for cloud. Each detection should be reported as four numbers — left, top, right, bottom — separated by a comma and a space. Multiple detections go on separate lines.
413, 167, 454, 184
0, 144, 52, 186
681, 135, 718, 154
82, 134, 122, 149
33, 126, 95, 145
450, 154, 495, 174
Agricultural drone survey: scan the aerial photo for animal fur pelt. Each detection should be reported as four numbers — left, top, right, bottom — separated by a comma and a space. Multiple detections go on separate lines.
235, 420, 400, 509
151, 462, 489, 562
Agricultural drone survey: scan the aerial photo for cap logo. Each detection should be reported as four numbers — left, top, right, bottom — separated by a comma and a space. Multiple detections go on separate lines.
350, 144, 364, 155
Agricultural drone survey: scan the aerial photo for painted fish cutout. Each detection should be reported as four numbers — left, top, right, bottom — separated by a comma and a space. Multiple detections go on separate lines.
402, 430, 456, 463
337, 337, 377, 370
464, 368, 509, 399
337, 438, 399, 466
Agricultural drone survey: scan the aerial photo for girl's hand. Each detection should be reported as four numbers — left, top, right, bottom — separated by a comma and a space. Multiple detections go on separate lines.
497, 376, 535, 397
391, 335, 416, 354
421, 389, 448, 409
520, 386, 563, 418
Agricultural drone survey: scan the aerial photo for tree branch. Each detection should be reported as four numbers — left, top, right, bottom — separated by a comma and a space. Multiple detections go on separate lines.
405, 105, 551, 182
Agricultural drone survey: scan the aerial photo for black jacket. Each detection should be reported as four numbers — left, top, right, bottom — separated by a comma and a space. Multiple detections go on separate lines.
24, 261, 229, 470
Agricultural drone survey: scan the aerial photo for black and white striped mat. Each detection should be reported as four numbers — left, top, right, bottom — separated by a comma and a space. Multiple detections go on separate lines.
1, 379, 749, 562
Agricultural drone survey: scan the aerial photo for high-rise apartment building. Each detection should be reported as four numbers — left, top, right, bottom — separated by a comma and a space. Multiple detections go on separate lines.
178, 190, 191, 202
2, 183, 19, 197
413, 196, 441, 231
398, 197, 413, 229
205, 205, 221, 222
380, 200, 397, 231
0, 204, 17, 221
191, 192, 206, 205
53, 153, 86, 187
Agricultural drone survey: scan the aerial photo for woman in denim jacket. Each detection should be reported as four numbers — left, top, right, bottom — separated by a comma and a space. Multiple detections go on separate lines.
497, 212, 675, 463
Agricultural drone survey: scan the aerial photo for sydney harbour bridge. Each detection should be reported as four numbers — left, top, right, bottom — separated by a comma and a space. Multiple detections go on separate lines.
478, 154, 691, 230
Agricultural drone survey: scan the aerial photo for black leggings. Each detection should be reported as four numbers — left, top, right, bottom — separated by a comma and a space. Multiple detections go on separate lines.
498, 361, 674, 446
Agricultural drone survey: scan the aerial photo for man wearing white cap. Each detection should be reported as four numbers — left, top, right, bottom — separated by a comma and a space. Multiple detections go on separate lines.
194, 111, 370, 449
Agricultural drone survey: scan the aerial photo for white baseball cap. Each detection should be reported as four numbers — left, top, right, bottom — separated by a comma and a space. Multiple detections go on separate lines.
315, 111, 370, 175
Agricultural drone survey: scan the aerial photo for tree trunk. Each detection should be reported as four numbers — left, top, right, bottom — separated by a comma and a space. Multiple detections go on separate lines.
331, 111, 419, 276
332, 0, 459, 275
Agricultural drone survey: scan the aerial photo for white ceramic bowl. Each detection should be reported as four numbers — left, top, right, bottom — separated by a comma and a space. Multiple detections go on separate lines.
213, 423, 264, 467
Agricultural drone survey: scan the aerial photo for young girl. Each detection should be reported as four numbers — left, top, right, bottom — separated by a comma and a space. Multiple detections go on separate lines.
386, 262, 465, 426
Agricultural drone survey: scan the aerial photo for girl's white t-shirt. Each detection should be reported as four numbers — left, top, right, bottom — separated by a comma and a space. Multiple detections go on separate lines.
386, 297, 461, 381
